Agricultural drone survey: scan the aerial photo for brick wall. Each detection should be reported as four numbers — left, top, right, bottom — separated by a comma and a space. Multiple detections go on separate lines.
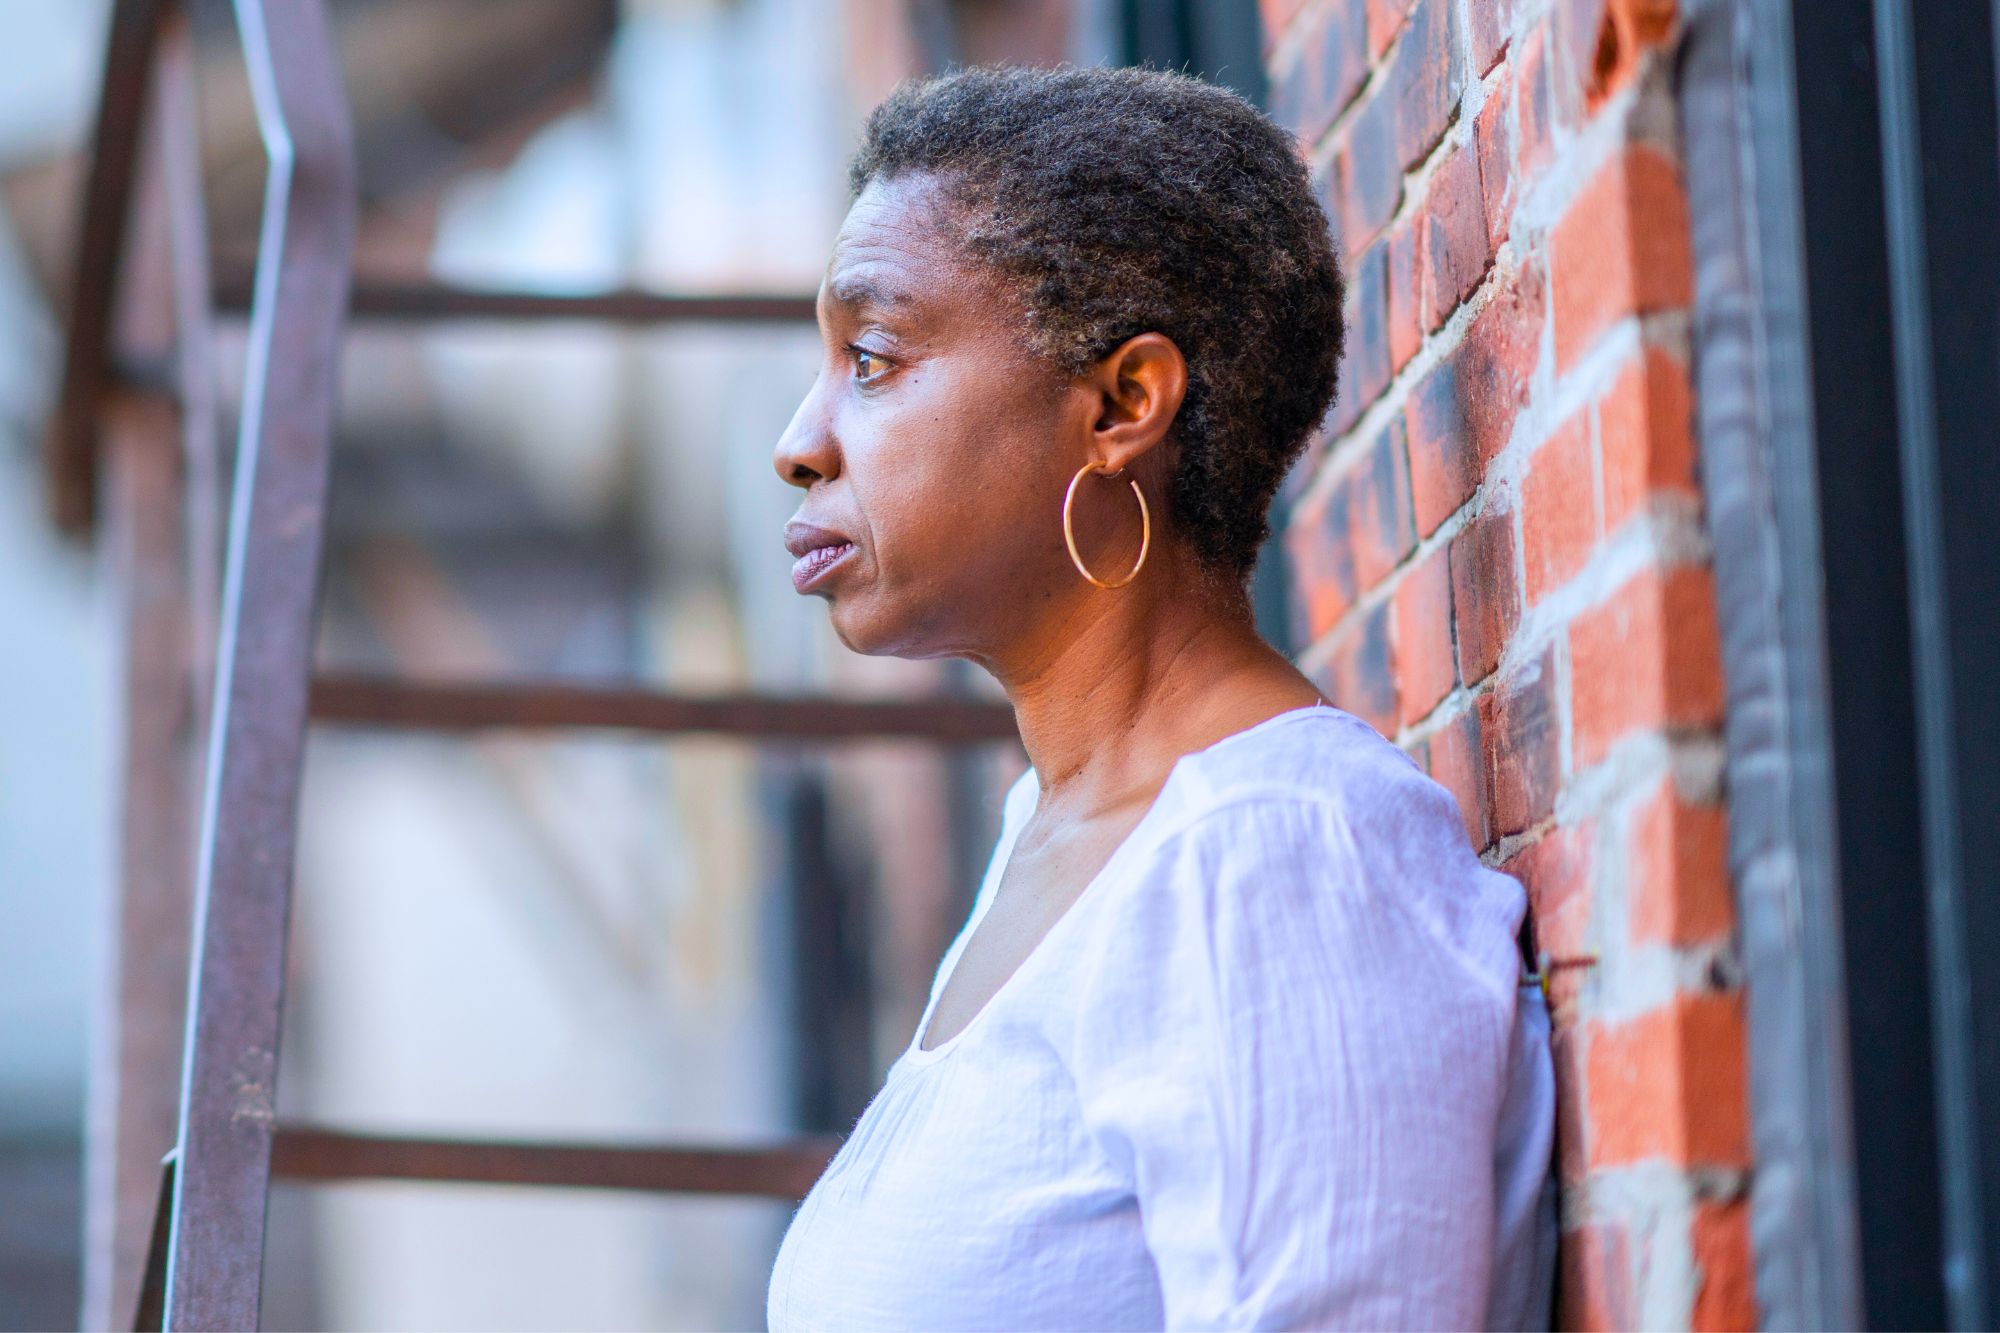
1259, 1, 1754, 1327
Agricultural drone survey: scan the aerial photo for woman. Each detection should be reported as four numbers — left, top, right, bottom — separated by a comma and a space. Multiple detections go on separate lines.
765, 63, 1557, 1331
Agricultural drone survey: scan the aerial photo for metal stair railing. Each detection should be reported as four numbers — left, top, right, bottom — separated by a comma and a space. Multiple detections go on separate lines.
45, 1, 1018, 1328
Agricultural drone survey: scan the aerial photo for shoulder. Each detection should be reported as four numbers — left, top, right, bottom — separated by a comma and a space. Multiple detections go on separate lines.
1124, 706, 1528, 1006
1163, 704, 1454, 841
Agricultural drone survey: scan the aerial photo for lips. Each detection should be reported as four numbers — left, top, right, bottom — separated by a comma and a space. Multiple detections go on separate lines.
785, 519, 858, 593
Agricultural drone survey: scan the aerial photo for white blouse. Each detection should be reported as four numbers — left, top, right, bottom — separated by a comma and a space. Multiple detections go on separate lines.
766, 703, 1558, 1331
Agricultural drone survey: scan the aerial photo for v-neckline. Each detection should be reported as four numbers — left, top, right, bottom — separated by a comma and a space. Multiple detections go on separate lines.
900, 701, 1335, 1067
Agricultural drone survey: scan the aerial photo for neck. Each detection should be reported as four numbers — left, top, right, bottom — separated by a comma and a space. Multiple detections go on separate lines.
978, 553, 1287, 806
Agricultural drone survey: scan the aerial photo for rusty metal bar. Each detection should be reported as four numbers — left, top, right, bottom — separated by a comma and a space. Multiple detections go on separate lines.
163, 0, 357, 1326
86, 20, 222, 1327
213, 272, 818, 324
91, 392, 196, 1333
84, 24, 207, 1320
308, 674, 1021, 744
157, 5, 225, 767
46, 0, 169, 534
267, 1125, 840, 1201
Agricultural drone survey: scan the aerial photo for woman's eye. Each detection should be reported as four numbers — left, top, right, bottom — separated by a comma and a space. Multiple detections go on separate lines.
849, 345, 890, 383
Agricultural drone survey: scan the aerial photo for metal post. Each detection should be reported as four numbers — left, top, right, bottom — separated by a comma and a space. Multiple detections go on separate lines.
83, 14, 202, 1319
90, 391, 196, 1333
162, 0, 355, 1325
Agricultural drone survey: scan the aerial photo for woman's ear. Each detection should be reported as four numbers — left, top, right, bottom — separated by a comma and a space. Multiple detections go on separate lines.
1087, 332, 1188, 474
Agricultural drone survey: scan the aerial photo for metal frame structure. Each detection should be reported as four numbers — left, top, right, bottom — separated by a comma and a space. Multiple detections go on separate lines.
1677, 1, 1866, 1324
54, 1, 1018, 1327
1683, 0, 2000, 1325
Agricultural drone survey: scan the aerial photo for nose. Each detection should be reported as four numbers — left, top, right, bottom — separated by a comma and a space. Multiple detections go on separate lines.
773, 378, 840, 491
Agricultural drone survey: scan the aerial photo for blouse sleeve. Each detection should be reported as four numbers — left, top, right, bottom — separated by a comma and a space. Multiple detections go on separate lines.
1066, 791, 1519, 1331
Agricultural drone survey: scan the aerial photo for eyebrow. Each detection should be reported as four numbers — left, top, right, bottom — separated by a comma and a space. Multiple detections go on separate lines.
825, 273, 916, 313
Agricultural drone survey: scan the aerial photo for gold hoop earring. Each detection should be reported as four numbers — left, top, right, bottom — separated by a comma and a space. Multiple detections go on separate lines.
1062, 459, 1151, 589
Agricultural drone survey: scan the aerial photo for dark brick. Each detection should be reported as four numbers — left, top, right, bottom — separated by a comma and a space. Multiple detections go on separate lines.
1390, 0, 1464, 169
1387, 218, 1423, 373
1449, 499, 1521, 684
1268, 1, 1370, 145
1348, 240, 1392, 416
1475, 73, 1515, 251
1406, 354, 1480, 536
1425, 705, 1492, 850
1313, 599, 1399, 737
1479, 643, 1561, 836
1350, 419, 1416, 589
1332, 87, 1401, 251
1519, 21, 1556, 177
1283, 475, 1358, 646
1327, 322, 1367, 440
1420, 144, 1493, 330
1393, 540, 1457, 727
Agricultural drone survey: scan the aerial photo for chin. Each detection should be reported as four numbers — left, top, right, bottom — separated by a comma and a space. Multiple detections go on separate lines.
823, 597, 899, 658
825, 591, 959, 661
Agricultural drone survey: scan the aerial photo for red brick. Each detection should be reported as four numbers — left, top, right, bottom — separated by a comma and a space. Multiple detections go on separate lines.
1424, 705, 1491, 850
1586, 991, 1751, 1168
1420, 144, 1493, 331
1567, 0, 1679, 113
1550, 0, 1597, 130
1628, 780, 1733, 946
1479, 644, 1561, 837
1393, 543, 1455, 726
1283, 476, 1358, 644
1522, 410, 1595, 603
1503, 820, 1593, 960
1389, 0, 1463, 170
1549, 1017, 1590, 1182
1311, 600, 1399, 737
1570, 564, 1724, 767
1692, 1199, 1758, 1332
1550, 145, 1693, 372
1366, 0, 1415, 60
1386, 219, 1422, 374
1448, 499, 1520, 683
1349, 420, 1415, 590
1258, 0, 1311, 52
1458, 259, 1546, 463
1404, 261, 1544, 536
1469, 0, 1518, 75
1518, 22, 1556, 178
1559, 1218, 1635, 1332
1268, 1, 1369, 145
1474, 74, 1516, 252
1600, 345, 1697, 529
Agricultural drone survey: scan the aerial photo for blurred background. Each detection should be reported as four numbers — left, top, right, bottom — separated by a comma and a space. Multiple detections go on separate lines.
13, 0, 1996, 1328
0, 1, 1264, 1328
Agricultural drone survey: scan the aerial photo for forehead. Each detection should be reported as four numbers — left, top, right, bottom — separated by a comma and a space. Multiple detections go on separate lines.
820, 174, 991, 320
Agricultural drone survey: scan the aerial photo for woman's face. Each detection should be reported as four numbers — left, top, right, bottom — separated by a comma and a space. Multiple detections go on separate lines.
774, 172, 1102, 660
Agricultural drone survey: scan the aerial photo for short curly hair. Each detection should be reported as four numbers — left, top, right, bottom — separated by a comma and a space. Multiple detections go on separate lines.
848, 63, 1346, 580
